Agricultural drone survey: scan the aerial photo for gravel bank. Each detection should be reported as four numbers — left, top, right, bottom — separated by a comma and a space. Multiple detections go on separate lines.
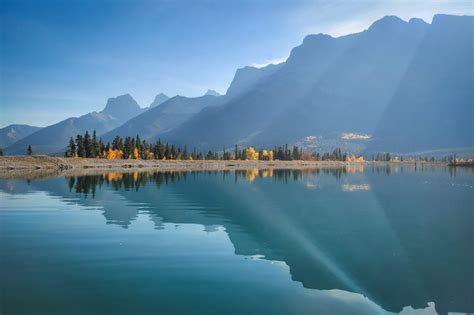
0, 156, 353, 179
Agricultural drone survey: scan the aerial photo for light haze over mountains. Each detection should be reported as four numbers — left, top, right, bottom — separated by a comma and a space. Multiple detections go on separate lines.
0, 124, 42, 148
3, 14, 473, 156
6, 94, 154, 154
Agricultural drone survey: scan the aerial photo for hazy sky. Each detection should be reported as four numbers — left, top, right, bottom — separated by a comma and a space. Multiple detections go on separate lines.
1, 0, 472, 127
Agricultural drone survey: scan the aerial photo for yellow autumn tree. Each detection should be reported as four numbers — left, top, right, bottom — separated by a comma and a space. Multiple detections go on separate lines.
133, 147, 140, 159
106, 148, 123, 160
267, 150, 273, 161
245, 147, 259, 161
260, 149, 274, 161
346, 154, 365, 163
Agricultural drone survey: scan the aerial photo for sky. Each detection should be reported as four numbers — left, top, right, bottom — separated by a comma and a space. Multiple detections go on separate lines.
0, 0, 472, 128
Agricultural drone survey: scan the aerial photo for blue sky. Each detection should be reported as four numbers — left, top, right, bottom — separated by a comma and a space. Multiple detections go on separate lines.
0, 0, 472, 127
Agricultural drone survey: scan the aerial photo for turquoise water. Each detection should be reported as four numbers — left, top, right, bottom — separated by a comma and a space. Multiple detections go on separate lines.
0, 165, 473, 315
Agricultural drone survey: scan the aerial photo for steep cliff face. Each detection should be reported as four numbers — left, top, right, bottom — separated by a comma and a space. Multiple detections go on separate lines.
368, 14, 474, 153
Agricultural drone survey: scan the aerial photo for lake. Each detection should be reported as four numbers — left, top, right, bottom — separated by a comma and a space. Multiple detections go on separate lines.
0, 165, 473, 315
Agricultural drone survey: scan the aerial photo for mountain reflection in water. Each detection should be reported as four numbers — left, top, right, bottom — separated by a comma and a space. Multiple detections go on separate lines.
0, 165, 472, 315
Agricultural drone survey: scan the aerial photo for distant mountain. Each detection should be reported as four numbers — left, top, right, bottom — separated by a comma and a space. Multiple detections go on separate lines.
102, 94, 224, 142
101, 65, 282, 143
205, 89, 221, 97
0, 124, 42, 148
161, 14, 471, 154
6, 94, 143, 155
149, 93, 170, 108
225, 63, 283, 98
101, 94, 144, 121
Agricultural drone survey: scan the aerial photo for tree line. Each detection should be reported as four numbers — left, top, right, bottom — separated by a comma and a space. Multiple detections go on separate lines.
64, 131, 357, 161
0, 132, 462, 163
66, 131, 196, 160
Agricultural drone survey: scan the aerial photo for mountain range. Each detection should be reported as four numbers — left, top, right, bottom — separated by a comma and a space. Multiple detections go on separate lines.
101, 94, 223, 143
5, 94, 151, 154
3, 14, 473, 156
0, 124, 42, 148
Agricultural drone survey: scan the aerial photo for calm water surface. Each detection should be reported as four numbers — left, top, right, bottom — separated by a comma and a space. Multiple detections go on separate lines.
0, 165, 473, 315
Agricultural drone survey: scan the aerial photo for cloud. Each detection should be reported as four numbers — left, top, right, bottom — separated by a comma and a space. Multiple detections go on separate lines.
251, 56, 288, 68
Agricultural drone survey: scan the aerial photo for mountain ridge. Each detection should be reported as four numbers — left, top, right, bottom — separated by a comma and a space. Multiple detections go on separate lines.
4, 14, 472, 155
0, 124, 43, 149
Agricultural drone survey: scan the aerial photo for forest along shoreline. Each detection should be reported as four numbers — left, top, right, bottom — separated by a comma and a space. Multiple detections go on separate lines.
0, 156, 448, 180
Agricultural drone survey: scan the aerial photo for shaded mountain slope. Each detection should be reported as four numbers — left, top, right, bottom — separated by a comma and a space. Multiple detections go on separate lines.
368, 14, 473, 153
157, 15, 471, 155
102, 94, 224, 142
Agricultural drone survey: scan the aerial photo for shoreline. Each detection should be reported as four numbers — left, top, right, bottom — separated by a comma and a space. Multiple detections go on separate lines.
0, 155, 449, 179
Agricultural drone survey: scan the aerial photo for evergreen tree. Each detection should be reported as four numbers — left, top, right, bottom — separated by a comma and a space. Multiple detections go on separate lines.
155, 140, 164, 159
67, 137, 76, 157
164, 143, 170, 159
112, 136, 123, 151
123, 137, 133, 159
96, 139, 103, 157
223, 146, 231, 160
170, 144, 177, 159
183, 145, 188, 160
76, 135, 85, 157
84, 131, 92, 158
206, 150, 214, 160
91, 130, 99, 158
141, 140, 149, 159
